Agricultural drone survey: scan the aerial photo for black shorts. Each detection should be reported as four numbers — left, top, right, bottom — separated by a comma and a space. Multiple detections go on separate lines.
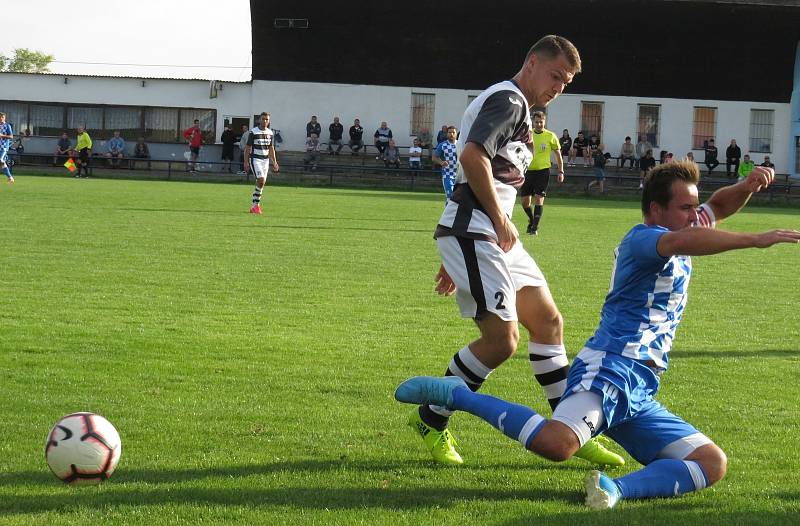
520, 168, 551, 197
221, 146, 234, 161
190, 146, 200, 156
78, 148, 90, 163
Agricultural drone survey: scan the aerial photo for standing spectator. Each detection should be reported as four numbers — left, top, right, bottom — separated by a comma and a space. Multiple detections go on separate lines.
237, 124, 250, 174
433, 125, 458, 199
53, 132, 72, 166
304, 132, 320, 171
436, 125, 448, 145
559, 129, 572, 166
23, 127, 31, 137
0, 112, 14, 183
737, 154, 754, 180
74, 126, 92, 178
132, 137, 151, 170
638, 149, 656, 189
725, 139, 741, 179
306, 115, 321, 138
220, 125, 236, 172
408, 137, 423, 173
619, 136, 635, 169
761, 155, 775, 169
520, 111, 563, 236
586, 143, 608, 194
383, 139, 401, 168
704, 139, 719, 174
570, 131, 588, 167
373, 121, 392, 160
635, 135, 653, 166
182, 119, 203, 172
327, 116, 344, 155
348, 118, 364, 155
105, 130, 125, 168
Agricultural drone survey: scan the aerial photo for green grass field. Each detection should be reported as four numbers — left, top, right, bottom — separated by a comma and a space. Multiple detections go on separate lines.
1, 175, 798, 525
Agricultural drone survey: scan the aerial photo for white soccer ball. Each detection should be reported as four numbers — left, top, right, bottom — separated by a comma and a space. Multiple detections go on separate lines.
45, 412, 122, 485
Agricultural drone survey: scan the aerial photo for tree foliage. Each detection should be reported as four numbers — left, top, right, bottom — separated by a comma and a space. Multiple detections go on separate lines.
0, 48, 55, 73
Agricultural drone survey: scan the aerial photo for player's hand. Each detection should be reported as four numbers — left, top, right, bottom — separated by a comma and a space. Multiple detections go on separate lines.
754, 229, 800, 248
745, 166, 774, 193
434, 265, 456, 296
495, 215, 519, 253
441, 160, 449, 167
557, 171, 565, 183
273, 161, 280, 173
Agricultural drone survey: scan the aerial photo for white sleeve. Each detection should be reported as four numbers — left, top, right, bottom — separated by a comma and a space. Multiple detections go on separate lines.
695, 203, 716, 229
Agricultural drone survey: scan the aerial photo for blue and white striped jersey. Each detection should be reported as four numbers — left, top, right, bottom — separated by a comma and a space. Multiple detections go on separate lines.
585, 204, 716, 370
0, 123, 12, 149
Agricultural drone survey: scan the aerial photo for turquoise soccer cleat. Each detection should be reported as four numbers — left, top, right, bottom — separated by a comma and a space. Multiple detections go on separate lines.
394, 376, 467, 409
584, 470, 622, 509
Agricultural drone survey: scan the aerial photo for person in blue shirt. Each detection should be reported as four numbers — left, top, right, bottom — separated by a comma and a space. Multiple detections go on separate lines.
0, 112, 14, 183
105, 130, 126, 168
433, 126, 458, 199
395, 160, 800, 510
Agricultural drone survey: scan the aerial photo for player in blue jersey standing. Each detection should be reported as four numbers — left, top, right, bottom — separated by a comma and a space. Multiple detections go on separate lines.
0, 112, 15, 183
396, 160, 800, 509
433, 126, 458, 199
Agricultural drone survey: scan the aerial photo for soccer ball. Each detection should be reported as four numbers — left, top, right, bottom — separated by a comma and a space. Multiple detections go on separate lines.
45, 412, 122, 485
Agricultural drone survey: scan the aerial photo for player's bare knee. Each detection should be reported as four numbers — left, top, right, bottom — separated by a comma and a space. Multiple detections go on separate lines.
529, 421, 579, 462
689, 443, 727, 485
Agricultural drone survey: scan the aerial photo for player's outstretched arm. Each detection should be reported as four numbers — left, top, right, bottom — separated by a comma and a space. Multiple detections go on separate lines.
460, 142, 518, 252
705, 166, 774, 221
657, 226, 800, 257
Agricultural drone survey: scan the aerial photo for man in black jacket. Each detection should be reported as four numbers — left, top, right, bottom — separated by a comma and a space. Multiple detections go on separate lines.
704, 139, 719, 175
328, 117, 344, 155
306, 116, 321, 138
725, 139, 741, 179
348, 118, 364, 155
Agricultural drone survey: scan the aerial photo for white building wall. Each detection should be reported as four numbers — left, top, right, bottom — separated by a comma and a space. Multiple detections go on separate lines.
0, 73, 792, 172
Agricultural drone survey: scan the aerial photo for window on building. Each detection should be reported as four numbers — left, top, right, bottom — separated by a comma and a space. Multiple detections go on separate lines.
67, 106, 103, 138
411, 92, 435, 140
637, 104, 660, 147
180, 108, 215, 143
106, 107, 142, 140
580, 102, 603, 139
0, 102, 29, 135
144, 108, 179, 142
692, 107, 716, 149
749, 109, 774, 153
30, 104, 64, 137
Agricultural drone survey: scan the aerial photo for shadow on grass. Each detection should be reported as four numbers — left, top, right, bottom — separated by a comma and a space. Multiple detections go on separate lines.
497, 507, 799, 526
0, 460, 582, 515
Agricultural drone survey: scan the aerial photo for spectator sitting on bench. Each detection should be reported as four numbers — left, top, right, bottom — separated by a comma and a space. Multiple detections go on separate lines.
619, 136, 635, 169
105, 130, 125, 168
761, 155, 775, 169
383, 139, 401, 168
53, 132, 71, 166
304, 132, 321, 171
374, 121, 392, 160
133, 137, 151, 170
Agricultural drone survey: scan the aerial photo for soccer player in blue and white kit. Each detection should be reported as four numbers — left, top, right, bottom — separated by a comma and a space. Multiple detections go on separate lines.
0, 112, 15, 183
396, 160, 800, 509
433, 126, 458, 199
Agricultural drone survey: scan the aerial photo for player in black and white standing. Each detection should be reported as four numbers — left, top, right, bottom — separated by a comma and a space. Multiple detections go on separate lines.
245, 112, 280, 215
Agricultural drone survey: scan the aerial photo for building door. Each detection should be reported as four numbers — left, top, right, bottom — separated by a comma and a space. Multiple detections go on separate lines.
223, 115, 251, 142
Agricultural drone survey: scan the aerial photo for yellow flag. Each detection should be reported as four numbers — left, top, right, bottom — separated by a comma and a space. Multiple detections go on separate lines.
64, 158, 76, 173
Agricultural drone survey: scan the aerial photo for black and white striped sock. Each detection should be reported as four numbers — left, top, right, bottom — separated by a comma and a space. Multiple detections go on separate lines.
252, 186, 262, 205
528, 342, 569, 411
420, 345, 493, 430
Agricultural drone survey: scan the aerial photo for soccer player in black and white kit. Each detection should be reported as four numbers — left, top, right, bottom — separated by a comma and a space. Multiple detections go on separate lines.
406, 35, 623, 467
245, 112, 280, 215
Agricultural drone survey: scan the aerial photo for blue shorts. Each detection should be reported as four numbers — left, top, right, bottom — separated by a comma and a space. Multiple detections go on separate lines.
561, 348, 709, 464
442, 174, 456, 199
0, 148, 8, 164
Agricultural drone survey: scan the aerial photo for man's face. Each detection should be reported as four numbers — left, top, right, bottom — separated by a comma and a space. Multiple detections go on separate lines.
194, 121, 199, 128
743, 155, 750, 162
532, 115, 545, 132
577, 132, 584, 140
527, 52, 575, 107
354, 119, 360, 125
113, 131, 120, 138
765, 157, 771, 163
447, 128, 457, 142
625, 138, 631, 143
61, 133, 68, 139
242, 125, 248, 132
652, 181, 700, 231
311, 116, 317, 123
381, 122, 387, 129
562, 129, 569, 137
77, 127, 84, 135
731, 139, 736, 146
260, 114, 270, 128
0, 115, 5, 124
334, 117, 339, 124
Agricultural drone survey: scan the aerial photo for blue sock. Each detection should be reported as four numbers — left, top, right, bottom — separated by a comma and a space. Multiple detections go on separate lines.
2, 165, 11, 179
615, 459, 708, 499
451, 387, 546, 449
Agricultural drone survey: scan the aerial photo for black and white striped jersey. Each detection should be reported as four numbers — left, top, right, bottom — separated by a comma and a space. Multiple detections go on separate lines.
437, 80, 532, 241
246, 126, 275, 160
